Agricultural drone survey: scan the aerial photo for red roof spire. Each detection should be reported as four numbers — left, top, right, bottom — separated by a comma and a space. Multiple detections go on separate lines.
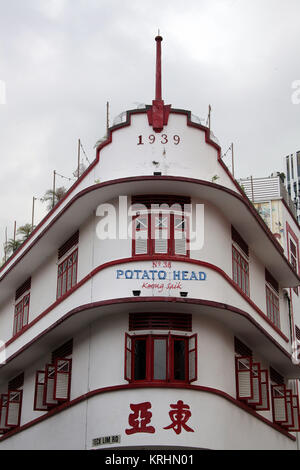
155, 34, 162, 100
147, 34, 171, 133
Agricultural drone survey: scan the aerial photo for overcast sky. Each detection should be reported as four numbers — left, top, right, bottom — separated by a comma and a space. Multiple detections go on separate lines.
0, 0, 300, 255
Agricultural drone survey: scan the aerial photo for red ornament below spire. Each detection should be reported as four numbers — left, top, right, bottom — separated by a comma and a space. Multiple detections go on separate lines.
147, 34, 171, 133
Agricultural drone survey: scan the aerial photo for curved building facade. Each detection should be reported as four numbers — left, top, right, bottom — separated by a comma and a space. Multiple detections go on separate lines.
0, 36, 300, 450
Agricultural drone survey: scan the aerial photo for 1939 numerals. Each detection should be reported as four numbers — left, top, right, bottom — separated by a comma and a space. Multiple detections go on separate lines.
137, 134, 180, 145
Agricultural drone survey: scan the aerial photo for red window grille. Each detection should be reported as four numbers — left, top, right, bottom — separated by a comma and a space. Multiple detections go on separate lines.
58, 231, 79, 260
56, 249, 78, 299
124, 333, 197, 384
234, 337, 252, 357
231, 226, 249, 256
129, 313, 192, 332
266, 285, 280, 328
8, 373, 24, 391
13, 293, 30, 337
15, 278, 31, 301
265, 269, 279, 293
232, 245, 249, 296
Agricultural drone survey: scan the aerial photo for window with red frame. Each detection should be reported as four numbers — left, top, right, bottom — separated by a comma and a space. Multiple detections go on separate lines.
232, 245, 249, 296
13, 293, 30, 337
133, 212, 189, 257
266, 285, 280, 328
125, 333, 197, 384
290, 239, 299, 295
13, 278, 31, 337
57, 249, 78, 299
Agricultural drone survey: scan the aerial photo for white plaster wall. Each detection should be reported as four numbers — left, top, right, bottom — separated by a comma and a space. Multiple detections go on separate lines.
95, 113, 238, 192
30, 252, 58, 323
0, 388, 296, 450
0, 297, 14, 346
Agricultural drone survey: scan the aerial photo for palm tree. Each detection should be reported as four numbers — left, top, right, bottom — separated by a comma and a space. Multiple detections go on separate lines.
42, 187, 67, 211
4, 238, 22, 258
17, 223, 35, 241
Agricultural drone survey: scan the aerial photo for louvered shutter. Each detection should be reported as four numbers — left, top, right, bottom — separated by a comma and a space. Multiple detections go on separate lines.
188, 334, 197, 383
6, 390, 22, 427
44, 364, 58, 406
247, 363, 262, 406
134, 215, 148, 255
167, 332, 172, 381
0, 394, 9, 432
272, 384, 288, 423
174, 215, 187, 256
154, 214, 169, 254
282, 390, 294, 428
125, 333, 133, 382
54, 358, 72, 401
255, 369, 270, 411
236, 357, 253, 400
34, 371, 48, 411
288, 395, 300, 431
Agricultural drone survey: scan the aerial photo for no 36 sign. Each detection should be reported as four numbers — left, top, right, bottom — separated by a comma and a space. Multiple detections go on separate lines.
137, 134, 180, 145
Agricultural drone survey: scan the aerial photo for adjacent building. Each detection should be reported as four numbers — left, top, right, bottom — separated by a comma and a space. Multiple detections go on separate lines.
0, 37, 300, 450
285, 152, 300, 222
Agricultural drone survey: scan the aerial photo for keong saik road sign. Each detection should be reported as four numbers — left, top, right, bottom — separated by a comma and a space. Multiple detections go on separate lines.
116, 261, 207, 293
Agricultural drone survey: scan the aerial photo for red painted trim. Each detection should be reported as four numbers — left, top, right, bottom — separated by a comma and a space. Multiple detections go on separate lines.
155, 36, 162, 101
0, 298, 293, 384
2, 256, 290, 357
0, 256, 291, 366
0, 383, 296, 443
0, 175, 297, 291
1, 94, 297, 280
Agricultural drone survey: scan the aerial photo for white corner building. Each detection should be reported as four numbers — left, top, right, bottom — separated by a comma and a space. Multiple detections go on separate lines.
1, 36, 300, 451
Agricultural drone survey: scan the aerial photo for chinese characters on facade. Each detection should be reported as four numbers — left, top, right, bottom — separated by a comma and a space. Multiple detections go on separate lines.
125, 400, 194, 435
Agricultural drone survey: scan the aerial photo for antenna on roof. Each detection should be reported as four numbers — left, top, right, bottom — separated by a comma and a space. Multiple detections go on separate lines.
106, 101, 110, 135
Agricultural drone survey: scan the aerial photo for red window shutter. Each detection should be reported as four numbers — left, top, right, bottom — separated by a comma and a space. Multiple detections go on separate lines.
0, 394, 9, 432
282, 390, 294, 428
153, 214, 169, 254
288, 395, 300, 431
54, 358, 72, 401
44, 364, 58, 406
167, 332, 172, 381
188, 334, 197, 383
124, 333, 133, 382
174, 215, 188, 256
236, 356, 253, 400
247, 363, 262, 406
133, 215, 149, 255
271, 384, 288, 423
6, 390, 22, 427
255, 369, 270, 411
34, 371, 48, 411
